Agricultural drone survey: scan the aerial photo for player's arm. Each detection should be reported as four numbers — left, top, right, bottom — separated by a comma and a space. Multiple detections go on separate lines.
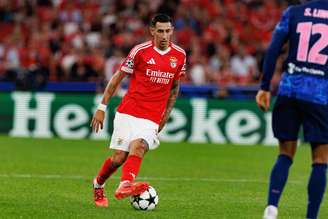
158, 79, 180, 132
256, 7, 291, 112
91, 70, 126, 133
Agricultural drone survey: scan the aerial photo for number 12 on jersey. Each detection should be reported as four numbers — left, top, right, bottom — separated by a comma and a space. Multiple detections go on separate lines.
296, 22, 328, 65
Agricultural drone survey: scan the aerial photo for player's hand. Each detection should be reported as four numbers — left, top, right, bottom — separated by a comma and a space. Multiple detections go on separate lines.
256, 90, 271, 112
90, 110, 105, 133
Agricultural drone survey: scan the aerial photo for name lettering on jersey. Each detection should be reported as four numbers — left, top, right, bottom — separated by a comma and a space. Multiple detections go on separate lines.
288, 62, 325, 76
304, 8, 328, 19
146, 69, 175, 84
170, 56, 177, 68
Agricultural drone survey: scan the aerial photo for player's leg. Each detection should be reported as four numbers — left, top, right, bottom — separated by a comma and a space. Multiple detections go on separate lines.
121, 139, 148, 182
93, 112, 131, 207
114, 115, 159, 199
94, 149, 128, 186
115, 138, 150, 199
302, 101, 328, 219
269, 140, 297, 206
264, 96, 301, 219
264, 141, 297, 219
306, 144, 328, 219
93, 149, 128, 207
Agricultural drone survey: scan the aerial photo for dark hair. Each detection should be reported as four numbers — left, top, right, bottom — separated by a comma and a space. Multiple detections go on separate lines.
150, 13, 172, 27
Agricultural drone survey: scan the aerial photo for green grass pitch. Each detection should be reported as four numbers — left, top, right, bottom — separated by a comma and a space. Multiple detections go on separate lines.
0, 135, 327, 219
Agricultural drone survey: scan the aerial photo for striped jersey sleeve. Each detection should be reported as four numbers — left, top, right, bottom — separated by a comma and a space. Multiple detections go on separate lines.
119, 41, 152, 74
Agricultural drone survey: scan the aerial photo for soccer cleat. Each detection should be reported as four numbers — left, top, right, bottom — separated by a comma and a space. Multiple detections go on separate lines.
114, 181, 149, 200
93, 187, 108, 207
263, 205, 278, 219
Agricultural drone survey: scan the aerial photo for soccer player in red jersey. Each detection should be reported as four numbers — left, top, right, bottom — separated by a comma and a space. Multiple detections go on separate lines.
90, 14, 186, 207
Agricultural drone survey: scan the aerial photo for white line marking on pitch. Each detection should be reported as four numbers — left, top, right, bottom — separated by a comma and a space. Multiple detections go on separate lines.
0, 173, 304, 185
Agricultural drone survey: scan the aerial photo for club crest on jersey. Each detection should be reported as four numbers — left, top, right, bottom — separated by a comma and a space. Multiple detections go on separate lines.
170, 57, 177, 68
117, 138, 123, 145
125, 58, 134, 68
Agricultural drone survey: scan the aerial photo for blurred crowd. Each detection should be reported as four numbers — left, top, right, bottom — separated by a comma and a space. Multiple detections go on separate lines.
0, 0, 295, 91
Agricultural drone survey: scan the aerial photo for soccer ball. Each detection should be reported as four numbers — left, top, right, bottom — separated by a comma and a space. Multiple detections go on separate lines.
130, 186, 159, 211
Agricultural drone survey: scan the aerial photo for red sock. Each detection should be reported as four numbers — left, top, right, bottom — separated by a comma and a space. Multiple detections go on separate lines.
96, 157, 118, 185
121, 155, 142, 182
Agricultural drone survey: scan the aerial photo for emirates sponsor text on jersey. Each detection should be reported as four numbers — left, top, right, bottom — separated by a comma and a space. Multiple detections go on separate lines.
146, 69, 175, 84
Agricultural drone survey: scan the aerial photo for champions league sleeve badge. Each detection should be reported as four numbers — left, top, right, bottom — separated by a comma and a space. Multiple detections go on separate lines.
125, 58, 134, 68
170, 56, 177, 68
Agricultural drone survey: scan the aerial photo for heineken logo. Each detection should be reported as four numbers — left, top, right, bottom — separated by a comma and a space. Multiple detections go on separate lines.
4, 92, 277, 146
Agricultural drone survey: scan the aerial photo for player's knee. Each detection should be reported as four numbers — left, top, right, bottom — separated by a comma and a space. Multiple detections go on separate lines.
279, 140, 297, 158
111, 151, 128, 167
129, 139, 148, 157
311, 143, 328, 164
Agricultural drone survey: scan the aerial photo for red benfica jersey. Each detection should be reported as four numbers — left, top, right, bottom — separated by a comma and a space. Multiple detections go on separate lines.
117, 41, 186, 124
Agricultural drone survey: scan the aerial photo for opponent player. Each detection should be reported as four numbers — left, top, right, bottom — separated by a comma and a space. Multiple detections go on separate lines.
90, 14, 186, 207
256, 1, 328, 218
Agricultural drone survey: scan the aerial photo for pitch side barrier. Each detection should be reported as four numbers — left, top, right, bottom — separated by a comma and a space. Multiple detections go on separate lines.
0, 91, 278, 145
0, 82, 258, 98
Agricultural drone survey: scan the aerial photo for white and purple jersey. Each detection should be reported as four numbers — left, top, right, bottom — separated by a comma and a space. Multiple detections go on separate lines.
261, 0, 328, 104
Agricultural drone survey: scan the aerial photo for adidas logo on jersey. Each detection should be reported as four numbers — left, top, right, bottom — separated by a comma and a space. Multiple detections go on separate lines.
147, 58, 156, 65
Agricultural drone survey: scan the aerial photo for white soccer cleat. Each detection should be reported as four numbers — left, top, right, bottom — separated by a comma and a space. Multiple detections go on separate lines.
263, 205, 278, 219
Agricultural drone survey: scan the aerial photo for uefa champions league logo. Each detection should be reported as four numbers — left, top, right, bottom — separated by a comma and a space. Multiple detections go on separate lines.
125, 59, 134, 68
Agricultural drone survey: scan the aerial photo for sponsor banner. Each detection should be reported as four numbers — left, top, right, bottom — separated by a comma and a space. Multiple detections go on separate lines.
0, 92, 277, 145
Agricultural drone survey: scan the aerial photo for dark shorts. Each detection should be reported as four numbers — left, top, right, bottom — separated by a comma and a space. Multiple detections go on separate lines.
272, 95, 328, 143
